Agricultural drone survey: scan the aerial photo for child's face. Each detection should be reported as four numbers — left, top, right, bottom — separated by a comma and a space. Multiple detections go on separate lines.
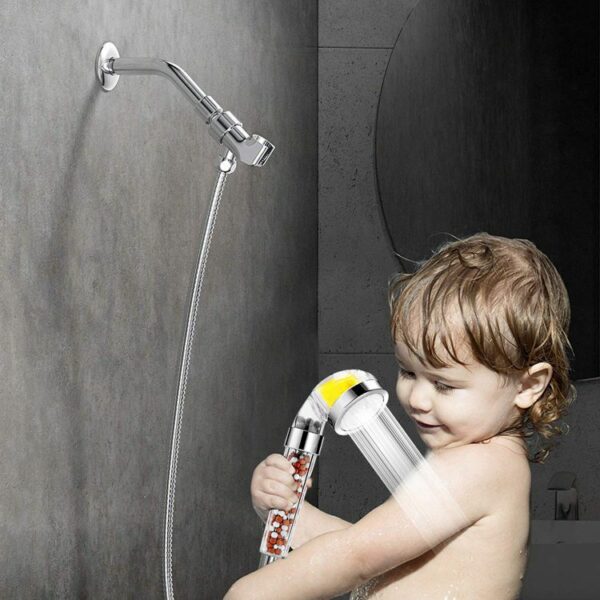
394, 340, 522, 450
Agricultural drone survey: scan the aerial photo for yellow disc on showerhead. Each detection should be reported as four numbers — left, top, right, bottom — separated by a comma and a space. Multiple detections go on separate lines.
316, 373, 360, 408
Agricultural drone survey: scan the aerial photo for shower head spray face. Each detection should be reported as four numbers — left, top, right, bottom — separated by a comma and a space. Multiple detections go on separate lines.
312, 370, 389, 435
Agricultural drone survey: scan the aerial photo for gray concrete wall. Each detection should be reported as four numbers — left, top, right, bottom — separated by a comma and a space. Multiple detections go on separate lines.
0, 1, 317, 598
318, 0, 600, 548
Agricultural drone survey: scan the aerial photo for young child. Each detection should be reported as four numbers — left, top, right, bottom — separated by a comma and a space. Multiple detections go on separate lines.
224, 233, 574, 600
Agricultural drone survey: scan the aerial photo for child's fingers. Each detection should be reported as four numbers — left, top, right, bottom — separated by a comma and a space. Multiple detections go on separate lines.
263, 479, 299, 504
262, 493, 296, 511
263, 466, 297, 489
257, 485, 297, 510
264, 453, 295, 474
256, 493, 296, 512
251, 470, 294, 501
254, 455, 311, 510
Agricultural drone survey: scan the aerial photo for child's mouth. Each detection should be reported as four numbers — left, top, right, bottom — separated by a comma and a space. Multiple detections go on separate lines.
415, 420, 441, 430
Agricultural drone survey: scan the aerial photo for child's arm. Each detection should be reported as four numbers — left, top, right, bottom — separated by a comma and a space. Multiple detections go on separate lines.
225, 526, 367, 600
256, 499, 352, 548
255, 500, 352, 548
225, 443, 507, 600
288, 500, 353, 548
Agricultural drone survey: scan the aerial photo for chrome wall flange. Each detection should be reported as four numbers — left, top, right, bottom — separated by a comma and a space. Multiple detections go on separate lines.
96, 42, 120, 91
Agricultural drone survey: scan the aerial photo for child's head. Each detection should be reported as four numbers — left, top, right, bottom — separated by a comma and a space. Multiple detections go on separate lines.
388, 233, 574, 462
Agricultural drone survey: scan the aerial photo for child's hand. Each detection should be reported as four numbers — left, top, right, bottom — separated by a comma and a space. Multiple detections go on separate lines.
251, 453, 313, 515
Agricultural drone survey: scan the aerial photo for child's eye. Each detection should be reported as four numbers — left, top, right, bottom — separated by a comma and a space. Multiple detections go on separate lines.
398, 367, 415, 379
398, 367, 456, 394
434, 381, 455, 394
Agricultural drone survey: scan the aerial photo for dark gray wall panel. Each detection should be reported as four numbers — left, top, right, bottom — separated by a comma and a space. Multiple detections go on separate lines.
318, 0, 420, 48
318, 48, 398, 354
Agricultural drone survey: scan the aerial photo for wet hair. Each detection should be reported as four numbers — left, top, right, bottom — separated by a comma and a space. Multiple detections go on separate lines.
388, 233, 575, 463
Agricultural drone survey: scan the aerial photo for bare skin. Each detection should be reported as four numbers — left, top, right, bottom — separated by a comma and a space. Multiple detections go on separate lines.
355, 436, 531, 600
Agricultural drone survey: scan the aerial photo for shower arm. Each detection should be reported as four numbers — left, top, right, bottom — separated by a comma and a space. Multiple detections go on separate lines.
95, 42, 275, 167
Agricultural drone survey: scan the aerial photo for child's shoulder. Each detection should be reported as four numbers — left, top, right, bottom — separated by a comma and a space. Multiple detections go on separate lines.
426, 437, 530, 513
430, 435, 528, 472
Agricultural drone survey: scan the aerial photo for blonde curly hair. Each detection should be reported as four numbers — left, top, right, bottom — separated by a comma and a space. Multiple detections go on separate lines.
388, 233, 575, 463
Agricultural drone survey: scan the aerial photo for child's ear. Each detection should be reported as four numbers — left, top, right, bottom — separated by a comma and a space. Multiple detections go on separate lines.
514, 362, 553, 409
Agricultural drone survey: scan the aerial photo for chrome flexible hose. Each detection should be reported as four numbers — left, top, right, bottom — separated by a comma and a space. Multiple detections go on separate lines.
163, 151, 237, 600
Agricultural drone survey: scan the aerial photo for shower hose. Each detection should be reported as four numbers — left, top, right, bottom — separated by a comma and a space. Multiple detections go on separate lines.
163, 150, 236, 600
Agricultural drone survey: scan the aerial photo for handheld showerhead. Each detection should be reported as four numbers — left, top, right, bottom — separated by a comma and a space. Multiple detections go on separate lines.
258, 370, 389, 567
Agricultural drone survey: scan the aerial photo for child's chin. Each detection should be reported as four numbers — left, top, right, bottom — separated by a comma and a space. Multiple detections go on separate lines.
419, 434, 464, 451
422, 439, 444, 449
418, 434, 442, 449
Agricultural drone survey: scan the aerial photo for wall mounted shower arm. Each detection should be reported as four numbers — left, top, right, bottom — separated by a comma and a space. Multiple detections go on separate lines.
96, 42, 275, 167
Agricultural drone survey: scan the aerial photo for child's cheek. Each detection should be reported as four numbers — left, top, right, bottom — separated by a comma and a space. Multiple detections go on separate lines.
438, 394, 477, 431
396, 382, 401, 402
396, 378, 411, 410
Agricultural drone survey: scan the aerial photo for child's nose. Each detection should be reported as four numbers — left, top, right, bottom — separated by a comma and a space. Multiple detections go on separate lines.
406, 381, 433, 413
